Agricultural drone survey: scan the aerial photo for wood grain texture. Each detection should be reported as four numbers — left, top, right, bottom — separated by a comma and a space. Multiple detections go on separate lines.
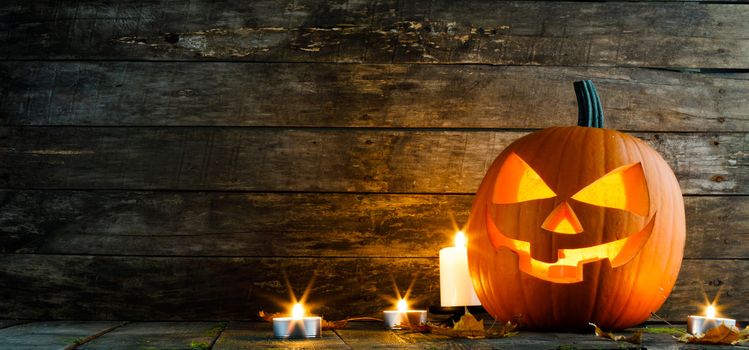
0, 255, 745, 321
213, 321, 348, 350
1, 127, 745, 194
1, 191, 746, 259
0, 320, 25, 330
78, 322, 221, 350
6, 321, 733, 350
2, 62, 747, 132
2, 1, 749, 67
0, 255, 441, 321
1, 0, 748, 325
342, 321, 651, 350
0, 321, 121, 350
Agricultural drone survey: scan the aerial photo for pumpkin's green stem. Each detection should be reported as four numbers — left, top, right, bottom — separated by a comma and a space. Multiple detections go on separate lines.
574, 80, 604, 128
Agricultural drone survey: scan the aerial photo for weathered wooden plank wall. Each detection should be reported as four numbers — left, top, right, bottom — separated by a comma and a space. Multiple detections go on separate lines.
0, 0, 747, 322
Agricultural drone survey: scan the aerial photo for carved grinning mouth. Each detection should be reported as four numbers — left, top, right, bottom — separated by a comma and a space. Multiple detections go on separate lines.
486, 214, 656, 283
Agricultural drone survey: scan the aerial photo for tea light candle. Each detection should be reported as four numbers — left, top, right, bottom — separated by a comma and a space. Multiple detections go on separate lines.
383, 299, 427, 329
439, 231, 481, 307
273, 303, 322, 338
687, 305, 736, 335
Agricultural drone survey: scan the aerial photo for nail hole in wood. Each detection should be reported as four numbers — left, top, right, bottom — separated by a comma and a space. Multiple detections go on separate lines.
164, 33, 180, 44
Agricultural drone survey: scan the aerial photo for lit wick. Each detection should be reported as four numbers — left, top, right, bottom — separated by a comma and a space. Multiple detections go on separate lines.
272, 302, 322, 338
439, 230, 481, 308
705, 305, 716, 319
292, 303, 304, 319
397, 299, 408, 313
455, 231, 466, 247
687, 303, 735, 335
383, 297, 427, 329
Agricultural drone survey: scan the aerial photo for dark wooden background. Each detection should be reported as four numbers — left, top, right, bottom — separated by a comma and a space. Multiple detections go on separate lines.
0, 0, 747, 322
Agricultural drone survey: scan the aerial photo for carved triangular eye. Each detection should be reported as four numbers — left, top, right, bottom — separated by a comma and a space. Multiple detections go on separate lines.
494, 153, 556, 204
571, 163, 649, 216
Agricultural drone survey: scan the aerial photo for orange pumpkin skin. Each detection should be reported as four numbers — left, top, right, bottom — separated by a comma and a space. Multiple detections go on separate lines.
466, 126, 685, 330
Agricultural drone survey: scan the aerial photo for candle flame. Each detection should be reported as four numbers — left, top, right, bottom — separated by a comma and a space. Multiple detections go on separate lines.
397, 299, 408, 312
706, 305, 716, 318
455, 231, 466, 248
292, 303, 304, 319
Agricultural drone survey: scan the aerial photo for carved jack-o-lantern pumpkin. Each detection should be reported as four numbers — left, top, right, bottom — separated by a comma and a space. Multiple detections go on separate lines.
466, 81, 685, 330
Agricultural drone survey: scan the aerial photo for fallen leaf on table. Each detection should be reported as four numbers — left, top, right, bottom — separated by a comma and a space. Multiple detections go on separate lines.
258, 310, 281, 322
590, 323, 642, 345
677, 324, 742, 345
429, 311, 484, 339
734, 326, 749, 345
406, 308, 517, 339
486, 320, 519, 338
322, 318, 347, 330
452, 310, 485, 335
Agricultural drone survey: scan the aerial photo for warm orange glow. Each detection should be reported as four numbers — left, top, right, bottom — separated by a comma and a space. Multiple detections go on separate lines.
454, 231, 466, 247
494, 153, 556, 204
542, 201, 583, 234
291, 303, 304, 319
487, 214, 656, 283
397, 299, 408, 312
706, 305, 716, 318
571, 163, 649, 216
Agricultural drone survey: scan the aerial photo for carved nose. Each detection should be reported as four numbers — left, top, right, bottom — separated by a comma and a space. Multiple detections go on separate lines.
542, 201, 583, 234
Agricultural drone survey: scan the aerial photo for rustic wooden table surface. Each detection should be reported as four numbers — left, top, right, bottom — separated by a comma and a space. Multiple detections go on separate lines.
0, 319, 745, 350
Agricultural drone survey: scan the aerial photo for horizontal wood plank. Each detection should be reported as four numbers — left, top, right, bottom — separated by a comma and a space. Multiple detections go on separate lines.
0, 255, 442, 321
213, 321, 347, 350
2, 62, 747, 131
335, 322, 724, 350
0, 255, 745, 321
79, 322, 222, 350
0, 320, 25, 330
0, 127, 745, 194
0, 191, 745, 259
0, 321, 122, 349
329, 322, 415, 349
2, 1, 749, 67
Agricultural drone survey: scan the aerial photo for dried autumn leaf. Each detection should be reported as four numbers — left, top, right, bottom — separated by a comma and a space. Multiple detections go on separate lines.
700, 325, 740, 344
626, 330, 643, 345
321, 319, 348, 330
679, 324, 740, 345
591, 323, 619, 340
258, 310, 281, 322
589, 323, 642, 345
487, 321, 519, 338
453, 311, 485, 335
734, 326, 749, 345
420, 311, 517, 340
429, 324, 480, 338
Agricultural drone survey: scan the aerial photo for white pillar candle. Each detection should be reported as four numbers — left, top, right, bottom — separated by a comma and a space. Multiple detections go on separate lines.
439, 231, 481, 307
687, 305, 736, 335
273, 303, 322, 338
383, 299, 427, 329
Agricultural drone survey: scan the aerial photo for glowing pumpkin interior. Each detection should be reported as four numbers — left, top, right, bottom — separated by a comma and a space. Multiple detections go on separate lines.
487, 152, 653, 283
